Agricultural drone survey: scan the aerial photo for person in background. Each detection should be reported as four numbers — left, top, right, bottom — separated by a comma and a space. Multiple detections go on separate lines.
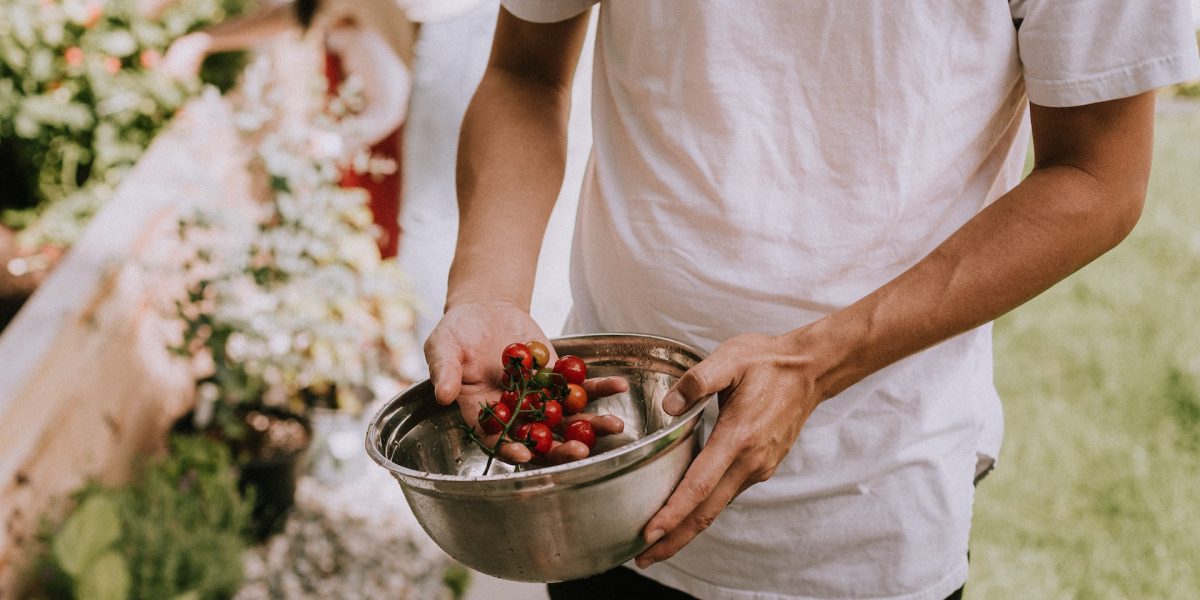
426, 1, 1200, 599
162, 0, 414, 257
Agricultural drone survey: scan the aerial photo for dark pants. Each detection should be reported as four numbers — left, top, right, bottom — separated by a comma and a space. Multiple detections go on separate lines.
548, 567, 965, 600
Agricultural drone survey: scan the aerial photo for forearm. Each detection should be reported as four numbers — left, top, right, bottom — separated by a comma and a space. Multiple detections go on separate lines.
329, 27, 411, 150
446, 68, 575, 311
799, 94, 1154, 400
201, 2, 298, 54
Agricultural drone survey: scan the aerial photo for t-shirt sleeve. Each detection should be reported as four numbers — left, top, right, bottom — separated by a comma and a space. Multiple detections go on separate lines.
501, 0, 598, 23
1013, 0, 1200, 107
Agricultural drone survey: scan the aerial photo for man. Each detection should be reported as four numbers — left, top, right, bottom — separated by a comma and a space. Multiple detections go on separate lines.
425, 2, 1200, 598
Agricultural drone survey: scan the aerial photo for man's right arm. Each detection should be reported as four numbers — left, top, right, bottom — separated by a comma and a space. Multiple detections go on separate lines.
426, 9, 617, 465
446, 7, 591, 313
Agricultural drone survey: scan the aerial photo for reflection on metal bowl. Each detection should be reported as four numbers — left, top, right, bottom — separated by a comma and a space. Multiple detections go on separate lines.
365, 333, 712, 582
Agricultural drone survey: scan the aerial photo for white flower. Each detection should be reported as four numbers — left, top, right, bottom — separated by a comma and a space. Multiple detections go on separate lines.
225, 332, 249, 362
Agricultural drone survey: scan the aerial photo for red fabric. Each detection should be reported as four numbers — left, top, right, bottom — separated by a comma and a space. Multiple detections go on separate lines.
324, 49, 403, 258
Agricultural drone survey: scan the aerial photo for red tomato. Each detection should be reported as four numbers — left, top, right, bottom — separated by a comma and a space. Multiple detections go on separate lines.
527, 340, 551, 370
499, 390, 519, 412
515, 422, 553, 455
478, 401, 511, 435
552, 355, 587, 386
519, 391, 544, 413
540, 399, 563, 429
565, 420, 596, 450
563, 383, 588, 415
502, 343, 534, 373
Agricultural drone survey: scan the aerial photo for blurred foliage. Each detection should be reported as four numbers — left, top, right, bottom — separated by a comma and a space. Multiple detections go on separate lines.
1167, 30, 1200, 98
200, 50, 251, 95
0, 0, 253, 248
972, 107, 1200, 598
169, 53, 417, 448
442, 564, 471, 600
32, 435, 252, 600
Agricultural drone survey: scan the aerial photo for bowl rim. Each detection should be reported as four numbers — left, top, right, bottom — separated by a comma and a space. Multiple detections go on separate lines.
364, 332, 712, 485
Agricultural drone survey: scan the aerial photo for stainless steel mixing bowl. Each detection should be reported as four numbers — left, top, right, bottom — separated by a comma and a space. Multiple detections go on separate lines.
365, 333, 712, 582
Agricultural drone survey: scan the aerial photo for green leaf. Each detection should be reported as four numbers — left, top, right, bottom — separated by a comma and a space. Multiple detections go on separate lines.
75, 550, 131, 600
52, 494, 122, 577
171, 591, 202, 600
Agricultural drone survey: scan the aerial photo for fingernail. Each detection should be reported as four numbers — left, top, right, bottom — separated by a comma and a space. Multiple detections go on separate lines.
645, 528, 664, 545
635, 556, 653, 569
662, 392, 684, 415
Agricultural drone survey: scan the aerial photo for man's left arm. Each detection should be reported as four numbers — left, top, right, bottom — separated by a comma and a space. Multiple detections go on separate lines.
635, 91, 1156, 567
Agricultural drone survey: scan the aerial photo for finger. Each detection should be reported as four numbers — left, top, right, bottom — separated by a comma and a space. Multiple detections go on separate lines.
562, 413, 625, 435
635, 464, 745, 568
465, 392, 502, 428
582, 376, 629, 398
592, 414, 625, 435
547, 440, 590, 464
425, 338, 462, 406
662, 354, 737, 416
637, 427, 740, 550
497, 441, 532, 464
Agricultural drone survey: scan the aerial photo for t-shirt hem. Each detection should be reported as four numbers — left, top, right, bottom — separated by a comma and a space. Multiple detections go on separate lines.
634, 558, 969, 600
1025, 51, 1200, 108
500, 0, 596, 23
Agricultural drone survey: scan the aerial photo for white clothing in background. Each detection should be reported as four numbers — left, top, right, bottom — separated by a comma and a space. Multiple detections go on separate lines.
398, 1, 594, 352
503, 1, 1200, 599
398, 0, 491, 23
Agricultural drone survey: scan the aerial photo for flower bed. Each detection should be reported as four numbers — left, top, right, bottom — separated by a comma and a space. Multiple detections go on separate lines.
0, 0, 250, 289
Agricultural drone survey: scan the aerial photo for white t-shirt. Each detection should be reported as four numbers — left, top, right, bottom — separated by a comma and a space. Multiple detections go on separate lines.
503, 1, 1200, 599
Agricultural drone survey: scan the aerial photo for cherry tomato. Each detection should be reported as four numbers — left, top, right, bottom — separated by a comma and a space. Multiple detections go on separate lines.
565, 420, 596, 450
499, 390, 520, 412
515, 422, 553, 455
563, 383, 588, 415
552, 355, 587, 386
502, 343, 534, 373
527, 340, 551, 370
500, 369, 524, 391
531, 369, 556, 390
478, 401, 511, 435
540, 399, 563, 429
519, 390, 544, 412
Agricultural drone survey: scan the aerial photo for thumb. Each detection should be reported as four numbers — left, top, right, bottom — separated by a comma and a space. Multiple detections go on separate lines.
662, 355, 734, 416
425, 339, 463, 406
429, 360, 462, 406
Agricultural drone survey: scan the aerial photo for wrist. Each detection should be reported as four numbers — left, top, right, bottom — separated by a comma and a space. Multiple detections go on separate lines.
780, 310, 871, 403
445, 245, 536, 312
444, 293, 528, 313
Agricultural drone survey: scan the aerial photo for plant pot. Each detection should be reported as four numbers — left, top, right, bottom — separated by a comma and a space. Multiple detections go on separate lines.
238, 435, 307, 541
173, 406, 312, 541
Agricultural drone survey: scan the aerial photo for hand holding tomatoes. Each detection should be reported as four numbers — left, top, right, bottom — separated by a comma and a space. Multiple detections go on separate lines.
464, 340, 629, 472
426, 302, 628, 471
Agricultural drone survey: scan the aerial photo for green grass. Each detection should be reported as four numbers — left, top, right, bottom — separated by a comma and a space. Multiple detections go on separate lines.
970, 105, 1200, 598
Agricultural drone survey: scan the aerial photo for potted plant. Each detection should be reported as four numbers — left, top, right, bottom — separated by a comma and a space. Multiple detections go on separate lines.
31, 435, 252, 600
167, 53, 418, 538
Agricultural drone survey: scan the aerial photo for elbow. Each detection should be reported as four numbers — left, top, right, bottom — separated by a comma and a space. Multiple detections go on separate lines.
1040, 160, 1149, 252
1106, 182, 1147, 247
1097, 157, 1150, 248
